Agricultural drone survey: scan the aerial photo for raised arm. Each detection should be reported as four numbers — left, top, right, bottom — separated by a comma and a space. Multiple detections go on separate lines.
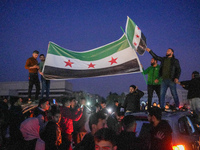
146, 48, 163, 62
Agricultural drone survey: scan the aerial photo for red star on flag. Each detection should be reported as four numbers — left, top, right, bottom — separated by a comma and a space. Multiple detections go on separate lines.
137, 27, 140, 30
134, 42, 137, 46
88, 63, 95, 68
64, 60, 74, 67
136, 34, 140, 38
109, 57, 118, 65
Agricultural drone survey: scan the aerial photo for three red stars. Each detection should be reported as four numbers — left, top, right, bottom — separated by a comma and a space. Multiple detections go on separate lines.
64, 60, 74, 67
64, 57, 118, 68
109, 57, 118, 65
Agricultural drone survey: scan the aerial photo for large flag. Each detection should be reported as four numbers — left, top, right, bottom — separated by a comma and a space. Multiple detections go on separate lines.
43, 17, 146, 79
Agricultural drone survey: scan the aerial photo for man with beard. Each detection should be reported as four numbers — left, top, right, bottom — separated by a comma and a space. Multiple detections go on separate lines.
123, 85, 144, 115
142, 58, 161, 110
146, 48, 181, 109
148, 106, 172, 150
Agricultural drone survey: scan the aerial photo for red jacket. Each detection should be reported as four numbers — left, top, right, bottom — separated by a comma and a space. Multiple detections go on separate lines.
60, 107, 83, 134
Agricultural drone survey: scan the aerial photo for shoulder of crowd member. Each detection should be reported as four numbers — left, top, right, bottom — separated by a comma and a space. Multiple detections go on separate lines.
26, 57, 33, 61
144, 65, 152, 72
25, 57, 33, 65
74, 132, 94, 150
107, 114, 116, 124
135, 89, 144, 96
157, 120, 172, 133
40, 121, 57, 142
117, 131, 146, 150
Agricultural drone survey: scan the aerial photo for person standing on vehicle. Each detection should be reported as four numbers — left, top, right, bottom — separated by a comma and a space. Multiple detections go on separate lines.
148, 106, 172, 150
142, 58, 162, 110
178, 71, 200, 122
123, 85, 144, 115
25, 50, 40, 102
38, 54, 50, 99
146, 48, 181, 109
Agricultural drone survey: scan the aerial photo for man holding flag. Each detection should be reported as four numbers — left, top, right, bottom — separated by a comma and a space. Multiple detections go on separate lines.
146, 48, 181, 110
142, 58, 162, 110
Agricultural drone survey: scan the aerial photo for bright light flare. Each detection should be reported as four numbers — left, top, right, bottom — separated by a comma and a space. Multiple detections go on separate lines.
172, 145, 185, 150
87, 102, 91, 106
107, 108, 112, 114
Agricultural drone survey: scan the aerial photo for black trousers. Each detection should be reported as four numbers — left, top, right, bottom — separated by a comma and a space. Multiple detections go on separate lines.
147, 85, 160, 109
60, 133, 72, 150
28, 73, 40, 100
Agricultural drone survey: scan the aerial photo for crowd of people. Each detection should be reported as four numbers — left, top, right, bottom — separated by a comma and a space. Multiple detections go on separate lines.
24, 48, 200, 115
0, 47, 200, 150
0, 95, 175, 150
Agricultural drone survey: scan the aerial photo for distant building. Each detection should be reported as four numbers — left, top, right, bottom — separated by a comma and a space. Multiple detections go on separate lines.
73, 91, 104, 106
0, 80, 73, 99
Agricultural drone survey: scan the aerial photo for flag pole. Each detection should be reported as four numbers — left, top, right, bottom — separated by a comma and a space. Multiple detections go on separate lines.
120, 26, 147, 85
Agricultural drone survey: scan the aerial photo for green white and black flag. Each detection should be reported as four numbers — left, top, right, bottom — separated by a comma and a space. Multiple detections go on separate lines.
43, 17, 146, 79
125, 16, 147, 55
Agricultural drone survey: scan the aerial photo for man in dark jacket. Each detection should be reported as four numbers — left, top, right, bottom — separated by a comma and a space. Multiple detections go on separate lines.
9, 97, 25, 145
179, 71, 200, 122
148, 107, 173, 150
117, 115, 147, 150
146, 48, 181, 109
123, 85, 144, 115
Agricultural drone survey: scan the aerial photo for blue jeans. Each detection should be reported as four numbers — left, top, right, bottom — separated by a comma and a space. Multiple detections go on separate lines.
160, 79, 179, 108
41, 76, 50, 99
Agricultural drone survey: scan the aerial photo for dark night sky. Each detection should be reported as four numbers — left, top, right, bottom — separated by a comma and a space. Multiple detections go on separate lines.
0, 0, 199, 98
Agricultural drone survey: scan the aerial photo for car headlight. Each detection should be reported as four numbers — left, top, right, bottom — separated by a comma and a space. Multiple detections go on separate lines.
172, 145, 185, 150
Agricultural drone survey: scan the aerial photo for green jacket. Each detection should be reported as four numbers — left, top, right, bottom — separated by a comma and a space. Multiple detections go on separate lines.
143, 65, 162, 85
